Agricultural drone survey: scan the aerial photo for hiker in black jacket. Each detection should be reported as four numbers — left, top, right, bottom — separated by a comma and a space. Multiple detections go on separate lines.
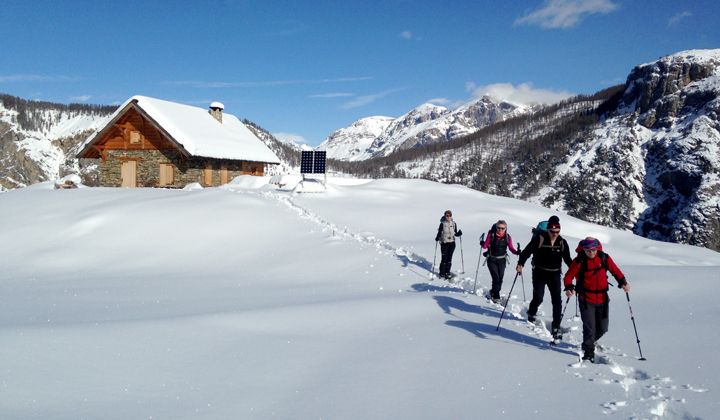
516, 215, 572, 339
435, 210, 462, 279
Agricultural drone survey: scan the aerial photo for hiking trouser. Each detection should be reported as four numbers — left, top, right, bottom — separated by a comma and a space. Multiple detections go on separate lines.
528, 269, 562, 330
487, 257, 506, 299
580, 299, 609, 355
439, 241, 456, 277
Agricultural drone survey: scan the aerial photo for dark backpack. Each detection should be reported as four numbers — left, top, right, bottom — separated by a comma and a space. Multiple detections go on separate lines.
575, 251, 610, 303
482, 224, 497, 257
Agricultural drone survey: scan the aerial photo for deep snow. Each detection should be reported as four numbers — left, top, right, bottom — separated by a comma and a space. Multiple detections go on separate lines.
0, 176, 718, 420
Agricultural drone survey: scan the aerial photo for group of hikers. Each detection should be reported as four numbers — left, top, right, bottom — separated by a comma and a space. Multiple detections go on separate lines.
435, 211, 631, 362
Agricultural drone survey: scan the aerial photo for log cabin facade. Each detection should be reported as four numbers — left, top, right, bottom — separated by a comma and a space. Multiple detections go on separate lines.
77, 96, 280, 188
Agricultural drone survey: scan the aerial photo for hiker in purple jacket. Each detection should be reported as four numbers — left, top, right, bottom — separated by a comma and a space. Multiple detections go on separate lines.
482, 220, 519, 303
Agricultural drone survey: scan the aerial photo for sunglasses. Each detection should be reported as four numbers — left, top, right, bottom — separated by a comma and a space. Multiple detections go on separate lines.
583, 247, 598, 252
549, 229, 560, 233
496, 227, 506, 230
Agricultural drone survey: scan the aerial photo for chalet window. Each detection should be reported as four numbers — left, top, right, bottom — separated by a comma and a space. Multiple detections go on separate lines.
220, 164, 228, 185
204, 164, 213, 187
130, 131, 141, 144
121, 161, 137, 188
159, 163, 174, 186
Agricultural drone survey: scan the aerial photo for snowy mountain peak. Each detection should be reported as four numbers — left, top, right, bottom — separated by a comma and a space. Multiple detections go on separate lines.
318, 96, 533, 161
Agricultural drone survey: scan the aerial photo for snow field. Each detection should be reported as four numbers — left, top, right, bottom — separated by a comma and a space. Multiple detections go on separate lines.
0, 177, 718, 419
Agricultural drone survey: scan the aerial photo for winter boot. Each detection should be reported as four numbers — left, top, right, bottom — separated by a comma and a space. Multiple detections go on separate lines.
526, 311, 536, 323
552, 328, 563, 341
582, 351, 595, 363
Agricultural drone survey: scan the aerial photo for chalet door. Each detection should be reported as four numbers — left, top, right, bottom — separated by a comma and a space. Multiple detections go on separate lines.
220, 165, 228, 185
121, 161, 137, 188
159, 163, 174, 186
204, 164, 213, 187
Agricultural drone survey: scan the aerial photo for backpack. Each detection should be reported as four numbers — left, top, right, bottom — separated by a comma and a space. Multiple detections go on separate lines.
531, 221, 548, 240
482, 224, 497, 257
575, 251, 610, 306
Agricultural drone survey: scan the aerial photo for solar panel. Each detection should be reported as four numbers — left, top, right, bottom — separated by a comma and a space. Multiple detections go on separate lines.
313, 151, 326, 174
300, 151, 314, 174
301, 151, 326, 174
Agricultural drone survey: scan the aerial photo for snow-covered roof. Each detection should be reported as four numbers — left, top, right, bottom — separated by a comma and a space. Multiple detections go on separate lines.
79, 95, 280, 164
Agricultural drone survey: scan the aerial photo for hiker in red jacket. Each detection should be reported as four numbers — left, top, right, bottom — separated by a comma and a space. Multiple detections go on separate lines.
564, 237, 630, 362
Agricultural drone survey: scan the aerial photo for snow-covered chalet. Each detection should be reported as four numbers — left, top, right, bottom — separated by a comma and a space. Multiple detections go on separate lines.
77, 95, 280, 188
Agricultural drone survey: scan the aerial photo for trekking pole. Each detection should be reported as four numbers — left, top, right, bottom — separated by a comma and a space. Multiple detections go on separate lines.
472, 234, 485, 294
431, 240, 438, 281
517, 243, 526, 301
625, 292, 647, 361
495, 272, 520, 331
559, 295, 572, 325
459, 236, 465, 274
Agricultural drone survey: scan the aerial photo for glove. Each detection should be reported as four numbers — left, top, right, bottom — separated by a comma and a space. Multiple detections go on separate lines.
617, 277, 628, 288
482, 250, 489, 257
564, 284, 575, 293
456, 230, 463, 236
435, 236, 441, 242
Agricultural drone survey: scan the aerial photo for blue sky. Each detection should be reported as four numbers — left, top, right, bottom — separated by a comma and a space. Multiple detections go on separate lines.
1, 0, 718, 146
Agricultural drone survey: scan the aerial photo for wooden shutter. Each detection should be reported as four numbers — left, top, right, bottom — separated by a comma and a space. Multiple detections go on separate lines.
159, 163, 174, 186
220, 165, 228, 185
204, 164, 213, 187
121, 161, 137, 188
130, 131, 141, 144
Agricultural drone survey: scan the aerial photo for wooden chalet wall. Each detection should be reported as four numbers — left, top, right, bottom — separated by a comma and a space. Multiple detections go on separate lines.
87, 107, 265, 188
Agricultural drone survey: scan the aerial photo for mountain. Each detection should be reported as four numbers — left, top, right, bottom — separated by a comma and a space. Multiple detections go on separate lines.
317, 97, 537, 161
0, 96, 114, 191
330, 49, 720, 252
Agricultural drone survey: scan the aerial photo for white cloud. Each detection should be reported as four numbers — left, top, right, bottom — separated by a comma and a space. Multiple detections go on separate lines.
273, 132, 308, 145
427, 97, 451, 105
468, 82, 573, 105
309, 93, 355, 98
514, 0, 618, 29
0, 74, 72, 83
70, 95, 92, 102
340, 89, 402, 109
400, 31, 412, 39
668, 11, 692, 27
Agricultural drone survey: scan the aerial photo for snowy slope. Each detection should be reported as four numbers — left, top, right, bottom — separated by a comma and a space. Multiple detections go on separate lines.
0, 177, 718, 420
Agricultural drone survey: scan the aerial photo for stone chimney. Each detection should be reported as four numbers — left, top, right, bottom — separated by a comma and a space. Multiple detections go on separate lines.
209, 102, 224, 123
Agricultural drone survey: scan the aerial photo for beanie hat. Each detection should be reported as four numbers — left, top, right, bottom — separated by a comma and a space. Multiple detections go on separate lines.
547, 215, 560, 229
580, 238, 600, 249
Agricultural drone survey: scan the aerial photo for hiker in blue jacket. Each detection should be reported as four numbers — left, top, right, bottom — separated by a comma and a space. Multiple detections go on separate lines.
435, 210, 462, 279
516, 215, 572, 339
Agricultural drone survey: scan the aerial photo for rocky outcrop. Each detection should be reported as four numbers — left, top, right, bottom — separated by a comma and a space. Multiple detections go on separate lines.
550, 50, 720, 252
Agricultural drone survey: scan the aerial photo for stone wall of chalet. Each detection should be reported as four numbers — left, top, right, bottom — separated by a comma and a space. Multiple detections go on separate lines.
99, 150, 263, 188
